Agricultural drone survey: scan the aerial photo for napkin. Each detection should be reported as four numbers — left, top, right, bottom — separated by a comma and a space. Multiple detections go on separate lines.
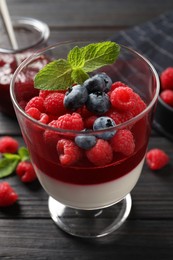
109, 11, 173, 74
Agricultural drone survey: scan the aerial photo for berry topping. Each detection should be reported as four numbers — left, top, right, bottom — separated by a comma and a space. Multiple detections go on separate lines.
106, 108, 133, 125
57, 139, 81, 166
44, 120, 60, 145
86, 139, 113, 166
16, 161, 37, 182
160, 89, 173, 107
160, 67, 173, 90
26, 107, 49, 124
0, 182, 18, 207
110, 81, 128, 91
25, 96, 45, 113
110, 129, 135, 156
75, 133, 97, 150
146, 148, 169, 170
110, 86, 137, 111
44, 92, 66, 116
86, 91, 110, 115
56, 113, 84, 131
0, 136, 19, 154
83, 73, 112, 93
64, 84, 88, 111
93, 116, 116, 140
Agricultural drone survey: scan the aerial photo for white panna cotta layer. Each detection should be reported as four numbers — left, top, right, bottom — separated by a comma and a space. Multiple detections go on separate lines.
34, 157, 145, 210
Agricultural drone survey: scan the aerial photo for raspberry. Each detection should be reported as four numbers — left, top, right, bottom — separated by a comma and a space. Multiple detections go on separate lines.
131, 93, 146, 116
44, 92, 66, 116
26, 108, 49, 124
146, 148, 169, 170
56, 113, 84, 131
110, 129, 135, 156
57, 139, 81, 166
110, 86, 137, 111
84, 115, 98, 129
0, 136, 19, 154
106, 108, 133, 125
110, 81, 129, 91
25, 96, 45, 113
0, 182, 18, 207
16, 161, 37, 182
160, 89, 173, 107
86, 139, 113, 166
160, 67, 173, 90
44, 120, 60, 145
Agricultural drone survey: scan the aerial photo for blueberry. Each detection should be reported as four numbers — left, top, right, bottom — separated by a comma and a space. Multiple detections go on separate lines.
93, 116, 116, 140
64, 84, 88, 111
83, 73, 112, 93
75, 134, 97, 150
86, 91, 110, 115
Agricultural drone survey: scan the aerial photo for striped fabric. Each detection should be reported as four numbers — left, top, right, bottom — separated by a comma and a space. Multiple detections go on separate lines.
110, 11, 173, 74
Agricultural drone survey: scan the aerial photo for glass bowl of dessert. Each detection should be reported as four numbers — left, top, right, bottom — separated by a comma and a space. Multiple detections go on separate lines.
10, 41, 160, 237
0, 16, 50, 117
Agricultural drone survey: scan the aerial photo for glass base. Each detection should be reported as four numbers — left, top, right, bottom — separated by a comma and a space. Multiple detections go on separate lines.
48, 194, 132, 238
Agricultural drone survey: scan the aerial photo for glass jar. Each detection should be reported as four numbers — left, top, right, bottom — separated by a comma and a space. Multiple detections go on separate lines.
0, 16, 50, 117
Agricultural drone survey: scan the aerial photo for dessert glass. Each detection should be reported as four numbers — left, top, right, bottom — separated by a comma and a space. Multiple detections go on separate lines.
0, 16, 50, 117
10, 42, 160, 238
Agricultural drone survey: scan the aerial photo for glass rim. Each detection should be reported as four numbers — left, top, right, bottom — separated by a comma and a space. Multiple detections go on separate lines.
0, 16, 50, 54
10, 41, 160, 134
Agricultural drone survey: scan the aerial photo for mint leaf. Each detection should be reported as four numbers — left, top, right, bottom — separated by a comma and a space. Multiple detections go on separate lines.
34, 59, 73, 90
18, 147, 30, 161
34, 41, 120, 90
0, 157, 19, 178
67, 46, 85, 69
82, 42, 120, 72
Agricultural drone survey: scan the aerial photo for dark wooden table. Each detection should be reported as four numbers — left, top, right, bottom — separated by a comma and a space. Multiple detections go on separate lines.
1, 1, 173, 259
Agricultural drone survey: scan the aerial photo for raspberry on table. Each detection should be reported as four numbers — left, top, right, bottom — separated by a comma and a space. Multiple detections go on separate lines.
160, 67, 173, 90
0, 136, 19, 154
56, 113, 84, 131
160, 89, 173, 107
25, 96, 45, 113
44, 92, 66, 116
0, 182, 18, 207
110, 129, 135, 156
146, 148, 169, 170
57, 139, 81, 166
86, 139, 113, 166
110, 86, 137, 111
16, 161, 37, 182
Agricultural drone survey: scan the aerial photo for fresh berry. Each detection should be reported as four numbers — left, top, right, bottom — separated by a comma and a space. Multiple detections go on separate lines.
110, 129, 135, 156
56, 113, 84, 131
160, 67, 173, 90
44, 92, 66, 116
83, 73, 112, 93
44, 120, 60, 145
110, 81, 128, 91
84, 115, 98, 129
75, 133, 97, 150
106, 108, 133, 125
64, 85, 88, 111
16, 161, 37, 182
160, 89, 173, 107
93, 116, 116, 140
57, 139, 81, 166
0, 136, 19, 154
26, 107, 49, 124
86, 139, 113, 166
110, 86, 137, 111
25, 96, 45, 113
146, 148, 169, 170
131, 93, 146, 116
0, 182, 18, 207
86, 91, 110, 115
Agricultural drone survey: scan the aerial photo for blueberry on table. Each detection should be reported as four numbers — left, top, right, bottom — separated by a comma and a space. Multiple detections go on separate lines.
64, 84, 88, 111
86, 91, 110, 115
93, 116, 116, 140
83, 73, 112, 93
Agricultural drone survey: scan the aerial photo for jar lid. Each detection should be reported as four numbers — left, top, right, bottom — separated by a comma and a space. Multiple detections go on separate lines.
0, 16, 50, 54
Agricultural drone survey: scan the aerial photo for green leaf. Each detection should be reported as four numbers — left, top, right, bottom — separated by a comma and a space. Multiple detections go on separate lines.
0, 157, 19, 178
34, 59, 73, 90
71, 68, 89, 84
18, 147, 30, 161
67, 46, 85, 69
82, 41, 120, 72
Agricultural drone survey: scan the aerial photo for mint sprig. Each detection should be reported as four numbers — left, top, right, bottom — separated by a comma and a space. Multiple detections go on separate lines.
0, 147, 30, 178
34, 41, 120, 90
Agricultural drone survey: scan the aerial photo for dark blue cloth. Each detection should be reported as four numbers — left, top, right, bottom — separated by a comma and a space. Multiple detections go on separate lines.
110, 11, 173, 74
